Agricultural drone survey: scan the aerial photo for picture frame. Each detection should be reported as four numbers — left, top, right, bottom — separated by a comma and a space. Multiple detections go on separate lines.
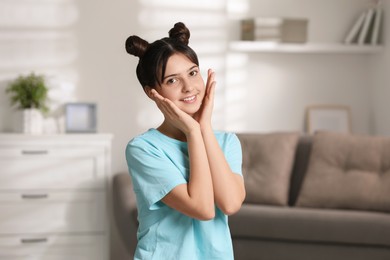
65, 103, 97, 133
306, 105, 351, 134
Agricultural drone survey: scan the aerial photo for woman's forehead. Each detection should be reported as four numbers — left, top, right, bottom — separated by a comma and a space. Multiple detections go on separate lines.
165, 53, 197, 73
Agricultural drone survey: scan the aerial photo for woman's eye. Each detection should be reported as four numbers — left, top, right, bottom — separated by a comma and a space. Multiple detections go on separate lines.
189, 70, 198, 77
166, 78, 177, 85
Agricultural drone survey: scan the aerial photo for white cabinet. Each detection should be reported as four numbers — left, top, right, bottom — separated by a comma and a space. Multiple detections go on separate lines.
0, 147, 105, 190
0, 191, 106, 233
0, 235, 106, 260
0, 134, 112, 260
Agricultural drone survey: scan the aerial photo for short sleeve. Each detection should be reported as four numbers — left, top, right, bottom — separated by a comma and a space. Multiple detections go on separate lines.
126, 140, 187, 210
222, 133, 243, 176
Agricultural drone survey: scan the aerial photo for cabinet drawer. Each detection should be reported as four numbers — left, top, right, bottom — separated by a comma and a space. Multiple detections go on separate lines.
0, 234, 107, 260
0, 147, 106, 190
0, 191, 106, 234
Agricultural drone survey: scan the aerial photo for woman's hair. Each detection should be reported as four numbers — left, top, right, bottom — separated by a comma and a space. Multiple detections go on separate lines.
125, 22, 199, 89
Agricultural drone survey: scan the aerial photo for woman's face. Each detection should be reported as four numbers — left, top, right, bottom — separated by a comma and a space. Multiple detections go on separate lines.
156, 53, 205, 116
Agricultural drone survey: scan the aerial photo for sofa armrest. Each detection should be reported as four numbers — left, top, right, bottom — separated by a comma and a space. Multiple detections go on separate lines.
112, 172, 138, 257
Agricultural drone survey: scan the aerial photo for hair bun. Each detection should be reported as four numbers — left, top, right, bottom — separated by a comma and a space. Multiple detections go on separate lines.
125, 35, 149, 58
168, 22, 190, 45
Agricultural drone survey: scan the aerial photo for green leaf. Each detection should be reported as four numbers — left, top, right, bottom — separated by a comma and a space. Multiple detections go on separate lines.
5, 72, 49, 114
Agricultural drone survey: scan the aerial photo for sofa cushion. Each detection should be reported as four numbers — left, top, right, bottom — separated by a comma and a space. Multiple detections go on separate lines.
296, 131, 390, 212
229, 204, 390, 247
288, 135, 313, 206
237, 132, 300, 206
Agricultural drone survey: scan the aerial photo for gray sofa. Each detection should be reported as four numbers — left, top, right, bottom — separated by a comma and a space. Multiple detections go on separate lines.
113, 131, 390, 260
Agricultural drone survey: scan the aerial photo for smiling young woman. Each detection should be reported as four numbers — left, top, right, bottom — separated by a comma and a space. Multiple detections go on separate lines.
125, 22, 245, 260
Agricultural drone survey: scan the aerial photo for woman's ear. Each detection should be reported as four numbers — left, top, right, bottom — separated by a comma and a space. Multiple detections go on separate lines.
144, 86, 154, 99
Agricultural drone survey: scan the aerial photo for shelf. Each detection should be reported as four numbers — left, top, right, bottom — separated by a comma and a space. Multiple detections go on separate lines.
229, 41, 384, 54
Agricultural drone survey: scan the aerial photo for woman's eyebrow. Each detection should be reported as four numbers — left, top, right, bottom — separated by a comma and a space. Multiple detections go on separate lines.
163, 65, 198, 81
187, 65, 198, 71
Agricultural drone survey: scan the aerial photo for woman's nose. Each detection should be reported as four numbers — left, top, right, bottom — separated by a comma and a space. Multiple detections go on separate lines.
182, 79, 193, 92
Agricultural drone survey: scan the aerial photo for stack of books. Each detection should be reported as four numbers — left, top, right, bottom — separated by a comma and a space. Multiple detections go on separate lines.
241, 17, 308, 43
344, 1, 383, 45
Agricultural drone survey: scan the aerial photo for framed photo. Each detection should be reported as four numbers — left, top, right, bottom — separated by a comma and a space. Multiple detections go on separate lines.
65, 103, 97, 133
306, 105, 351, 134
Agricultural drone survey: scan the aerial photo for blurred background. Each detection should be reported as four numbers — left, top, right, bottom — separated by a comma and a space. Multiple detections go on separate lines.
0, 0, 389, 181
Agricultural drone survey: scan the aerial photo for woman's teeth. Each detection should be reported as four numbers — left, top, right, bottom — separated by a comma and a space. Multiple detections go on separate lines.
183, 96, 195, 102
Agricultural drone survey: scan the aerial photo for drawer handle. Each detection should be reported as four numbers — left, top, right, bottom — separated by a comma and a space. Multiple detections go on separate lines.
21, 194, 49, 199
21, 150, 48, 155
21, 238, 48, 244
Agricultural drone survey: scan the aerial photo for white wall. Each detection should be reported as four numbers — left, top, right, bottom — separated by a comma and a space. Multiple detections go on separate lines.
371, 0, 390, 135
0, 0, 79, 132
226, 53, 373, 133
74, 0, 139, 176
1, 0, 389, 174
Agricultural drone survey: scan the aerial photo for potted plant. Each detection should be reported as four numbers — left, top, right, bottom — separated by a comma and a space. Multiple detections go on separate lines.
6, 72, 49, 134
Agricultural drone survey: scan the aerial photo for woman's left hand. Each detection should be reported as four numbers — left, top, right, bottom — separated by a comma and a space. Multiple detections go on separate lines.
194, 69, 216, 128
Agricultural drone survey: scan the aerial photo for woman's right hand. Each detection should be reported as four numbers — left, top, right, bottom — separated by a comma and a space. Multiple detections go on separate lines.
150, 89, 200, 136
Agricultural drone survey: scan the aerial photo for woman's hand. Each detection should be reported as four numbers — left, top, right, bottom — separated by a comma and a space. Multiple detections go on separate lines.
150, 89, 200, 135
194, 69, 216, 129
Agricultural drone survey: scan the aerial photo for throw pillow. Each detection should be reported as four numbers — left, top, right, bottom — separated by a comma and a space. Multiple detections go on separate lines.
296, 131, 390, 212
237, 132, 300, 206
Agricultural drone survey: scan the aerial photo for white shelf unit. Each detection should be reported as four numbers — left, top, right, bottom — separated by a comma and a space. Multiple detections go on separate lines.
229, 41, 384, 54
0, 134, 113, 260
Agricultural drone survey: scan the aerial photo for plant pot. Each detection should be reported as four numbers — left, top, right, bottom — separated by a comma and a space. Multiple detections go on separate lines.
14, 109, 43, 134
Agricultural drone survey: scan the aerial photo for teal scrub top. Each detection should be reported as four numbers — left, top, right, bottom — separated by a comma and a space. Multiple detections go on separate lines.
126, 128, 242, 260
